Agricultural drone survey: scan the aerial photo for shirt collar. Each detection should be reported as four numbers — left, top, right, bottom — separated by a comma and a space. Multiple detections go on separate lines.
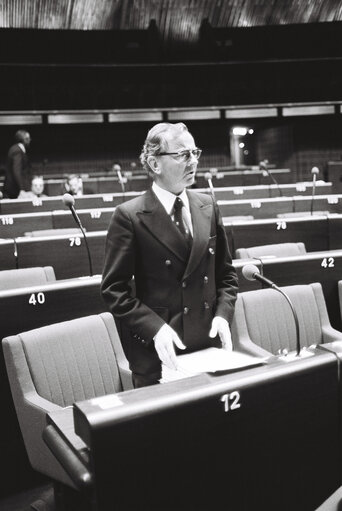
18, 143, 26, 153
152, 182, 190, 215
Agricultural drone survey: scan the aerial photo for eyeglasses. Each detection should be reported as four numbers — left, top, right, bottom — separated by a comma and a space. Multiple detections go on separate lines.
158, 148, 202, 162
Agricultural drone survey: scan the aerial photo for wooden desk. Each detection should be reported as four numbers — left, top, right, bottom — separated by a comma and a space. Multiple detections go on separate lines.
0, 211, 54, 238
16, 231, 107, 279
293, 195, 342, 214
48, 350, 338, 511
0, 192, 141, 215
256, 250, 342, 330
52, 208, 114, 232
224, 216, 330, 256
0, 239, 16, 270
218, 197, 295, 219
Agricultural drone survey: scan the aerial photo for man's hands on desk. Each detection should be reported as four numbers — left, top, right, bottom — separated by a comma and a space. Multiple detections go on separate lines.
154, 316, 232, 370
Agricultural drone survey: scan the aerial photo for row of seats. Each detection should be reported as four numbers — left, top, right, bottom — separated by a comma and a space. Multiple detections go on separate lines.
3, 278, 342, 497
1, 195, 342, 238
0, 217, 340, 280
34, 167, 292, 195
0, 182, 332, 215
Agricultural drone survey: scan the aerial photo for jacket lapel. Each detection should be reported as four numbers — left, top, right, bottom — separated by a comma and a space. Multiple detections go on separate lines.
183, 191, 213, 280
136, 188, 189, 263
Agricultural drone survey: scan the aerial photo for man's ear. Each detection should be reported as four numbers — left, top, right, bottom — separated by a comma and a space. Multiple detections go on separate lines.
147, 155, 161, 175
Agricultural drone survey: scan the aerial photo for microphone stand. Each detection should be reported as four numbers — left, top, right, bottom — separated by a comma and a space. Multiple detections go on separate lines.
78, 220, 93, 277
310, 172, 317, 216
63, 194, 93, 277
260, 160, 283, 197
273, 286, 301, 357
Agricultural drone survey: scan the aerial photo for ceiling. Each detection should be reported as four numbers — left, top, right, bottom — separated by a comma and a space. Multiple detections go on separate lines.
1, 0, 342, 43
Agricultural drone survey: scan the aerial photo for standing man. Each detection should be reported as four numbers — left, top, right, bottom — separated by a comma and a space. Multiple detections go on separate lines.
101, 123, 238, 388
3, 130, 32, 199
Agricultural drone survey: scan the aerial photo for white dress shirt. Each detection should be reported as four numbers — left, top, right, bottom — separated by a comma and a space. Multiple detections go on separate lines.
18, 143, 26, 153
152, 182, 193, 236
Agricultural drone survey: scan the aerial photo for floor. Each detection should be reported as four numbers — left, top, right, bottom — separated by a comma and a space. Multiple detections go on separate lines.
0, 484, 54, 511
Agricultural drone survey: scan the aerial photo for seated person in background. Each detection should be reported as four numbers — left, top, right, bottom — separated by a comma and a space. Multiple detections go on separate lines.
18, 175, 47, 205
63, 174, 84, 196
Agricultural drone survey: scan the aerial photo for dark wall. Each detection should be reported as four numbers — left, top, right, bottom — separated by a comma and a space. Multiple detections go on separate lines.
1, 22, 342, 110
0, 119, 231, 175
1, 117, 341, 180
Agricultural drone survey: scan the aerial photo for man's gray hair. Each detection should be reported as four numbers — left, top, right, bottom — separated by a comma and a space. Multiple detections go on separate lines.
140, 122, 188, 176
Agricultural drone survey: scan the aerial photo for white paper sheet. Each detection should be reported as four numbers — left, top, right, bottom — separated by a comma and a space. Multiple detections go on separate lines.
160, 348, 267, 383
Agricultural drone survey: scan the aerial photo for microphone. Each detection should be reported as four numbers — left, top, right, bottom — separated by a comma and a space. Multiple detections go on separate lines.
259, 159, 282, 197
114, 164, 126, 193
62, 193, 93, 276
310, 166, 319, 216
242, 264, 301, 356
204, 171, 216, 202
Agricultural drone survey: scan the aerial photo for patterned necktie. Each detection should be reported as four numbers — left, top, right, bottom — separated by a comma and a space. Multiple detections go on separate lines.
173, 197, 192, 246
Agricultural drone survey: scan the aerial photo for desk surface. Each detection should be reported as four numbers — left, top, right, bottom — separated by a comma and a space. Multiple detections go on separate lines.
45, 350, 340, 511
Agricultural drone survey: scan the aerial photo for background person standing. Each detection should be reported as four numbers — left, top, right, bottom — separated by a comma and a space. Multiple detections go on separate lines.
3, 130, 32, 199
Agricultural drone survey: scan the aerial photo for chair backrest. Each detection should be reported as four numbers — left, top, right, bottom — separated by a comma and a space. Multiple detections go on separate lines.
2, 313, 131, 486
232, 283, 325, 355
0, 266, 56, 290
235, 242, 306, 259
7, 313, 126, 407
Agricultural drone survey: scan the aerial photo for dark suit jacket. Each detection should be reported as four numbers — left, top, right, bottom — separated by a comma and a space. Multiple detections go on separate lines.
3, 144, 31, 198
101, 188, 238, 377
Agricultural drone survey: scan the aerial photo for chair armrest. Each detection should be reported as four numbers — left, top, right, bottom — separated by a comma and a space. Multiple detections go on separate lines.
25, 391, 61, 414
43, 425, 93, 491
322, 325, 342, 344
118, 359, 134, 390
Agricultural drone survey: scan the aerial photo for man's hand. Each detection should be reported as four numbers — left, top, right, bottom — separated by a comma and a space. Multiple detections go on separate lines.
154, 324, 186, 370
209, 316, 233, 351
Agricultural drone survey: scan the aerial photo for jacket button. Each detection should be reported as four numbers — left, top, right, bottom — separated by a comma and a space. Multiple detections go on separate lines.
183, 307, 189, 314
182, 281, 187, 288
204, 276, 208, 284
204, 302, 210, 309
141, 339, 146, 344
165, 259, 171, 266
209, 248, 215, 255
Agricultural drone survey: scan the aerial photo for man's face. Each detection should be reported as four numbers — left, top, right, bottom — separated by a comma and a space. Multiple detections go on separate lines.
68, 177, 82, 195
154, 131, 199, 194
31, 178, 44, 195
23, 133, 31, 148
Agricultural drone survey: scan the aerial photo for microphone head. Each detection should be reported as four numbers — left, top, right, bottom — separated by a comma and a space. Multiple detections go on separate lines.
62, 193, 75, 207
311, 167, 319, 175
259, 160, 268, 172
242, 264, 260, 281
204, 172, 212, 181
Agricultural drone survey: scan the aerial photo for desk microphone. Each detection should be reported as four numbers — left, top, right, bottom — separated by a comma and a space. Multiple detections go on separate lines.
62, 193, 93, 276
204, 171, 216, 202
242, 264, 300, 356
310, 166, 319, 216
115, 167, 126, 194
259, 159, 282, 197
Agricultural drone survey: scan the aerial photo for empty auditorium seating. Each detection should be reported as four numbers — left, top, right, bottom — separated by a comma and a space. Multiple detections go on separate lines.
2, 313, 132, 489
0, 266, 56, 290
231, 283, 342, 356
235, 242, 306, 259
